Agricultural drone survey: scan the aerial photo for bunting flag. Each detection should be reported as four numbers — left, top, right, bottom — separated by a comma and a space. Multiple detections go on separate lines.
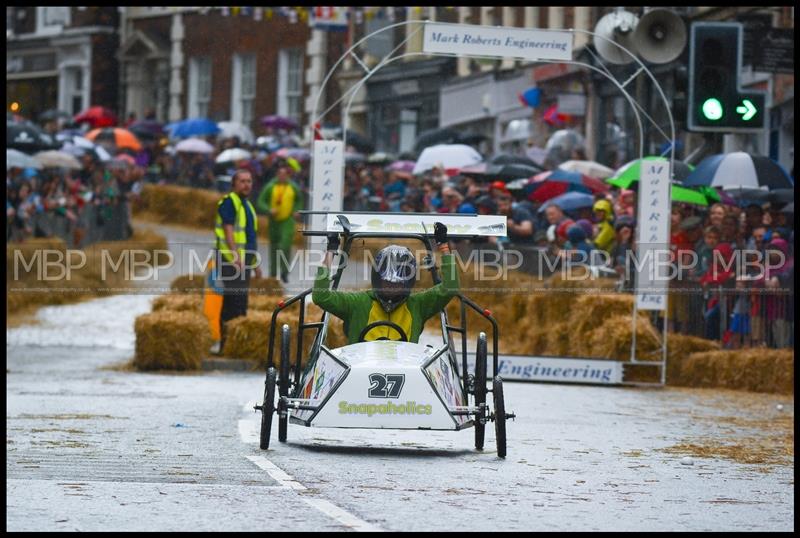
288, 8, 298, 23
266, 8, 273, 20
355, 9, 363, 24
518, 87, 541, 108
231, 7, 240, 16
221, 7, 229, 17
253, 6, 262, 21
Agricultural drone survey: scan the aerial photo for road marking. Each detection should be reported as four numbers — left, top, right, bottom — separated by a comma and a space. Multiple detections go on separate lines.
243, 402, 383, 531
245, 455, 305, 490
302, 498, 384, 532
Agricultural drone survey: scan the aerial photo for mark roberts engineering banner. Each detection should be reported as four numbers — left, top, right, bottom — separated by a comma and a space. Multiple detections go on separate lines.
466, 353, 623, 385
635, 160, 672, 311
423, 22, 573, 62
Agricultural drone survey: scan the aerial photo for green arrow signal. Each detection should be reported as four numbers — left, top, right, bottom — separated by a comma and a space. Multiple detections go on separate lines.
736, 99, 757, 121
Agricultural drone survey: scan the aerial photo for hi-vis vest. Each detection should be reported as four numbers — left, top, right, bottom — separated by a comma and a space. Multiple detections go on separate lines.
215, 192, 258, 263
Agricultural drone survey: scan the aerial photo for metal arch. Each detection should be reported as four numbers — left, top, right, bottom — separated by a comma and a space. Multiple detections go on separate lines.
311, 18, 677, 385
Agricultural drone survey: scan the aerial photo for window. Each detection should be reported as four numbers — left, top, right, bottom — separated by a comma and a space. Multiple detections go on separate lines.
67, 67, 83, 115
231, 54, 256, 124
188, 56, 211, 118
277, 48, 303, 123
36, 7, 70, 34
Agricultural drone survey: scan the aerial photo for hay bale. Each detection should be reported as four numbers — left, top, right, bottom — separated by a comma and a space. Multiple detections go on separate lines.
545, 322, 573, 357
152, 294, 203, 312
221, 308, 309, 369
670, 349, 794, 394
170, 274, 205, 294
665, 334, 720, 383
134, 311, 211, 371
585, 314, 662, 361
569, 295, 636, 356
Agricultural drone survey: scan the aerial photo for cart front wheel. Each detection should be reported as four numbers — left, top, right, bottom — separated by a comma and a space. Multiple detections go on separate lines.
278, 325, 291, 443
260, 368, 277, 450
474, 332, 487, 451
493, 376, 507, 459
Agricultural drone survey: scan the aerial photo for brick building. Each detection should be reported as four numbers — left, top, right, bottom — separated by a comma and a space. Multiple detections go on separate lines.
6, 6, 119, 121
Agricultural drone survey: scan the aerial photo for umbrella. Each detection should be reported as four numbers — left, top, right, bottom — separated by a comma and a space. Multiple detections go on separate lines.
558, 160, 615, 179
167, 118, 221, 138
128, 119, 165, 140
459, 162, 490, 176
412, 144, 483, 175
342, 130, 374, 154
274, 147, 310, 161
39, 109, 71, 122
175, 138, 215, 154
218, 121, 255, 145
7, 148, 43, 170
528, 170, 610, 203
57, 134, 112, 162
86, 127, 142, 152
7, 122, 57, 153
610, 156, 695, 186
34, 150, 83, 170
215, 148, 252, 163
387, 160, 416, 173
345, 152, 366, 165
670, 184, 709, 206
683, 152, 794, 191
413, 127, 461, 153
73, 106, 117, 128
486, 162, 542, 180
456, 133, 489, 146
490, 154, 538, 167
255, 135, 282, 152
537, 191, 595, 213
367, 152, 395, 164
260, 115, 299, 131
544, 129, 585, 167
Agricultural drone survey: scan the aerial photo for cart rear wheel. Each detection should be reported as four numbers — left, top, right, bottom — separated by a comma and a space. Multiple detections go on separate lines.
278, 325, 290, 443
474, 332, 487, 451
260, 368, 277, 450
493, 376, 507, 459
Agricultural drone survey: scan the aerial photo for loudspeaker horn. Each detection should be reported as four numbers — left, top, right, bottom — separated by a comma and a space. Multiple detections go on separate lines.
633, 8, 687, 64
593, 10, 640, 65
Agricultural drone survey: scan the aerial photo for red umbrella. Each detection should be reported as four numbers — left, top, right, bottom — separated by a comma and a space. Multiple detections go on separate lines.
74, 106, 117, 128
527, 170, 609, 203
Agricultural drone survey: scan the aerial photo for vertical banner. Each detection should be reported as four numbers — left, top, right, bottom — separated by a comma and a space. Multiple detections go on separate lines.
635, 161, 672, 310
310, 140, 345, 251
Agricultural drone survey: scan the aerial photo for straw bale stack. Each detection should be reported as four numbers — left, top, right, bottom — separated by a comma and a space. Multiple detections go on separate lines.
133, 311, 211, 371
584, 314, 662, 361
669, 348, 794, 394
152, 294, 203, 312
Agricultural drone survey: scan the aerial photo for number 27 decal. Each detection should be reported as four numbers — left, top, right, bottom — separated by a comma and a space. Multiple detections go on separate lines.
368, 373, 405, 398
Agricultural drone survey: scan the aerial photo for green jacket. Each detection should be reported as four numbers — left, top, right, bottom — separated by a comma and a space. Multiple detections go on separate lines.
312, 254, 460, 344
256, 178, 303, 220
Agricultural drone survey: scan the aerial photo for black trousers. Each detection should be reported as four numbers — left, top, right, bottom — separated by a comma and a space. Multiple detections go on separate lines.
219, 254, 251, 347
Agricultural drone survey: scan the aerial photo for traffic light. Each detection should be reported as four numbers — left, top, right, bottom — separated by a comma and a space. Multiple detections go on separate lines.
687, 22, 766, 132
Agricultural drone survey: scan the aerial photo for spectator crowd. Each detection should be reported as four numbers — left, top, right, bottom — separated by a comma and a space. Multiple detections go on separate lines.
7, 111, 794, 349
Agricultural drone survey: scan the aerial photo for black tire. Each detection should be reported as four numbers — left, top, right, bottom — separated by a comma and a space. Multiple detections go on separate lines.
493, 376, 507, 459
260, 368, 277, 450
474, 332, 487, 451
278, 325, 290, 443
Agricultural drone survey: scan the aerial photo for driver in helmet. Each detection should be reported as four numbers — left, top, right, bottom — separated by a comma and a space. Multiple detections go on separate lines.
312, 222, 459, 344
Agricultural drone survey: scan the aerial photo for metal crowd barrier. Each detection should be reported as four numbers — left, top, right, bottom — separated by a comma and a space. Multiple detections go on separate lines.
27, 200, 132, 248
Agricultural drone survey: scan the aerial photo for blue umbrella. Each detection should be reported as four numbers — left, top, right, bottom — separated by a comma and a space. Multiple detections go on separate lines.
537, 191, 595, 213
166, 118, 221, 139
683, 152, 794, 191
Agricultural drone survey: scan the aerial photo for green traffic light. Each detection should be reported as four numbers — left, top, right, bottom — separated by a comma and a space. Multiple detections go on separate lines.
702, 98, 723, 120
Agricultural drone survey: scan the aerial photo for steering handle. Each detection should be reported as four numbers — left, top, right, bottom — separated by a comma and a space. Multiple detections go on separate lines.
357, 320, 409, 343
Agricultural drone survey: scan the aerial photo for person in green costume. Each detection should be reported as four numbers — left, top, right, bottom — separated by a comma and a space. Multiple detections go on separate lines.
313, 222, 459, 344
256, 159, 303, 283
